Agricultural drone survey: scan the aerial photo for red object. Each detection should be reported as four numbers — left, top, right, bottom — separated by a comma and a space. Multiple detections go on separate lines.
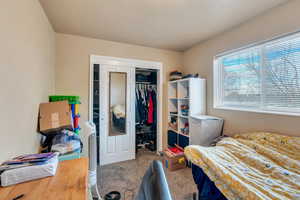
147, 92, 154, 124
74, 116, 79, 129
168, 147, 183, 154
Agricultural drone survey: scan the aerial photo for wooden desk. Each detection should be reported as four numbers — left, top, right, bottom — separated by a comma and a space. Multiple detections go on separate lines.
0, 158, 88, 200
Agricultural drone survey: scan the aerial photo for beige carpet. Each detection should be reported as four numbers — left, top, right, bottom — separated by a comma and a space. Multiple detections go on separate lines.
98, 150, 197, 200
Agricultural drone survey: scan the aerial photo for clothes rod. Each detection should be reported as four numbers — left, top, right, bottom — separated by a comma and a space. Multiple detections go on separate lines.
136, 82, 156, 84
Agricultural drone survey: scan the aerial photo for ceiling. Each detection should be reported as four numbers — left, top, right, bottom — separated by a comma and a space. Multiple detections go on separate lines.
39, 0, 289, 51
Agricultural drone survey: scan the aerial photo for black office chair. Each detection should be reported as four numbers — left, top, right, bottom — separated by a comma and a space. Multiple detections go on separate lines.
135, 160, 173, 200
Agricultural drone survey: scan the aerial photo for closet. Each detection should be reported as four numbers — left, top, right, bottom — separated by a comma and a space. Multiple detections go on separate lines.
135, 69, 158, 152
90, 55, 162, 165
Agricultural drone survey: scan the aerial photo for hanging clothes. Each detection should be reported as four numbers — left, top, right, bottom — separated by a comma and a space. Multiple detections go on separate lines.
147, 90, 154, 124
151, 90, 157, 125
135, 84, 157, 125
135, 70, 158, 152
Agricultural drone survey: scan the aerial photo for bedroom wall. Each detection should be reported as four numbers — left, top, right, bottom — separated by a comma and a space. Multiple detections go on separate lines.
183, 0, 300, 137
55, 33, 183, 149
0, 0, 55, 162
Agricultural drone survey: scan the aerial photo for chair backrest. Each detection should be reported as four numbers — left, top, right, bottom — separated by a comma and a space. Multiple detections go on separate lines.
135, 160, 173, 200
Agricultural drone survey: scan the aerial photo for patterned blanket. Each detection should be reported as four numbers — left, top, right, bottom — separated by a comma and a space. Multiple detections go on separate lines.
184, 132, 300, 200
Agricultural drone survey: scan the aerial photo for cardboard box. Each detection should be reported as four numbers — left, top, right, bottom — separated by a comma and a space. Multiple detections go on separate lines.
38, 101, 73, 134
163, 151, 186, 171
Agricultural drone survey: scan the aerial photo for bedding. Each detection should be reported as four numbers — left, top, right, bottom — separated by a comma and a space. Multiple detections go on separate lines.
112, 104, 125, 119
184, 132, 300, 200
111, 104, 126, 133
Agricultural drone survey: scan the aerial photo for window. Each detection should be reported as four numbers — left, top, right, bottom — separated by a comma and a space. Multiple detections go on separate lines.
214, 32, 300, 116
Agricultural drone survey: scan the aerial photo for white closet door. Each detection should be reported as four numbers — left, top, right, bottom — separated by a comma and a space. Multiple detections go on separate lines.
99, 64, 135, 165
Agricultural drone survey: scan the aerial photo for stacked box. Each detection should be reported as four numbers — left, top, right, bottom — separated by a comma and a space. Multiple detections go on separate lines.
49, 95, 81, 134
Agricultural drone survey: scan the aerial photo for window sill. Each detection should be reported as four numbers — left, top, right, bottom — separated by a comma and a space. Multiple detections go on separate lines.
214, 106, 300, 117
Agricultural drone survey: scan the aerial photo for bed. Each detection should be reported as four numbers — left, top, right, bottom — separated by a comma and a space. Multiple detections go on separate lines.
184, 132, 300, 200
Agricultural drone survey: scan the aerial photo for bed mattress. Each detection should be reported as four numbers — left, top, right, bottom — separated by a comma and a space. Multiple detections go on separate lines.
185, 132, 300, 200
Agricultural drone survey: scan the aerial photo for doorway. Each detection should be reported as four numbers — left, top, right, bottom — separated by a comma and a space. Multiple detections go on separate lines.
89, 55, 163, 166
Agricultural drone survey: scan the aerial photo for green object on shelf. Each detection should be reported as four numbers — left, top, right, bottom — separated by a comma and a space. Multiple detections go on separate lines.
49, 95, 81, 104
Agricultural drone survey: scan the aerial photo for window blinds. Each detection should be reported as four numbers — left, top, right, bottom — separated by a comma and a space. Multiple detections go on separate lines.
263, 37, 300, 111
215, 32, 300, 114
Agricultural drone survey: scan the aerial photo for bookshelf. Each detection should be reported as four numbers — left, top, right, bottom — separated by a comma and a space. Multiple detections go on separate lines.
167, 78, 206, 148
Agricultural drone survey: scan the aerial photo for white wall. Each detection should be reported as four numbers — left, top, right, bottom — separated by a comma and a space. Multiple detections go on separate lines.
55, 33, 183, 149
183, 0, 300, 137
0, 0, 55, 162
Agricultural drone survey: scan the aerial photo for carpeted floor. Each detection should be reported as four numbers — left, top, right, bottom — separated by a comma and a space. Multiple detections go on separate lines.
98, 150, 197, 200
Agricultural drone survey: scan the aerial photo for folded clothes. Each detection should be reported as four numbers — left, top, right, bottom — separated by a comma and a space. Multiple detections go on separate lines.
182, 73, 199, 79
169, 71, 182, 76
169, 70, 183, 81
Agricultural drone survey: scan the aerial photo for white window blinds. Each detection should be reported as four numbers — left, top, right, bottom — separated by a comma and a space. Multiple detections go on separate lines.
214, 32, 300, 115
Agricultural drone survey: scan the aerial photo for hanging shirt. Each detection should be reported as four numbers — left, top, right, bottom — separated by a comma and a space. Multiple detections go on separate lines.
147, 90, 154, 124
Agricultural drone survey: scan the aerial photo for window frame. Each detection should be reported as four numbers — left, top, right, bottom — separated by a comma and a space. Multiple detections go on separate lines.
214, 31, 300, 117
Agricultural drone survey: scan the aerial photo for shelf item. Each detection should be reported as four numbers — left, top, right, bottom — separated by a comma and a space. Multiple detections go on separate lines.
178, 116, 189, 137
178, 134, 189, 149
180, 104, 189, 116
167, 77, 206, 149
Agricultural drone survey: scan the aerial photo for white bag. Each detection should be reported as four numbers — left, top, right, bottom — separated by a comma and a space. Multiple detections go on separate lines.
1, 154, 59, 187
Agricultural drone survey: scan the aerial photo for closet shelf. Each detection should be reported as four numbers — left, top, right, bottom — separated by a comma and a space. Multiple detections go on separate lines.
168, 128, 189, 138
136, 82, 155, 84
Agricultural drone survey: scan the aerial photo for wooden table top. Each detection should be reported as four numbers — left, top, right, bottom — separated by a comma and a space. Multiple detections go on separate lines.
0, 158, 88, 200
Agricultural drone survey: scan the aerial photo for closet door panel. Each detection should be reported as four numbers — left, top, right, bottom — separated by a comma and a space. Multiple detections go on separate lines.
121, 135, 130, 151
107, 137, 116, 153
99, 64, 135, 165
